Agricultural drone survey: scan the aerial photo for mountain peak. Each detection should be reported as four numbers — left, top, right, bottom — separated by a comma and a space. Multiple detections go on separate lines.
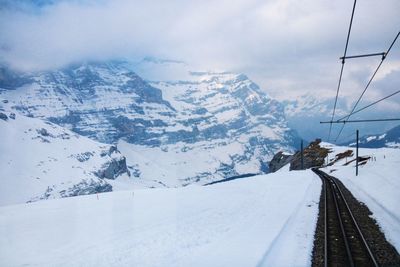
0, 59, 300, 186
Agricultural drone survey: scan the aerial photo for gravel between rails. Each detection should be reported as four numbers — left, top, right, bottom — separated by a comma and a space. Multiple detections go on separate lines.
312, 170, 400, 267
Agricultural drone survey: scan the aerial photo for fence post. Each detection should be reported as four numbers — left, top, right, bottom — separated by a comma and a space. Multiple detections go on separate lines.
301, 139, 304, 170
356, 129, 359, 176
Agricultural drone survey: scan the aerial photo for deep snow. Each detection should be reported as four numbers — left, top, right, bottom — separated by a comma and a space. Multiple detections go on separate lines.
1, 131, 398, 267
0, 170, 321, 267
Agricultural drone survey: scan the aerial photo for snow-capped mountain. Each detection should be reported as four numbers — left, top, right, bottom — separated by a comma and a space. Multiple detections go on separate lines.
0, 60, 300, 186
281, 94, 349, 142
282, 94, 337, 118
342, 124, 400, 148
282, 93, 400, 143
0, 102, 132, 206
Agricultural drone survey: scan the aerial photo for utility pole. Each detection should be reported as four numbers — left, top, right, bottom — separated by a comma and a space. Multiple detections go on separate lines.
356, 129, 359, 176
301, 139, 304, 170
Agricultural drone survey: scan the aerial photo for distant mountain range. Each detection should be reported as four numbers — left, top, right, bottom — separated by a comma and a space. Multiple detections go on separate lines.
282, 93, 400, 143
0, 59, 301, 199
341, 125, 400, 148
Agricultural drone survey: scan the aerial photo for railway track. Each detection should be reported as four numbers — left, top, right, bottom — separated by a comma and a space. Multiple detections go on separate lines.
313, 168, 379, 267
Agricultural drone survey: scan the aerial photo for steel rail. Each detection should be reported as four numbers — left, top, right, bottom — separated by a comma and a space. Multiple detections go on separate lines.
315, 169, 379, 266
330, 176, 379, 266
328, 175, 354, 266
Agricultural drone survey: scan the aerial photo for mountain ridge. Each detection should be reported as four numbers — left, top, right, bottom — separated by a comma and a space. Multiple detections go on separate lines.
0, 60, 300, 186
341, 124, 400, 148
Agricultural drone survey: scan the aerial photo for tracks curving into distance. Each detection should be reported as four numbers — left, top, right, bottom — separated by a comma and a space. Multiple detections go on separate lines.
313, 168, 379, 267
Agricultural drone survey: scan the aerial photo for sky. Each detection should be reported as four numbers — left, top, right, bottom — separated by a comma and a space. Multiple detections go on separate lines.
0, 0, 399, 111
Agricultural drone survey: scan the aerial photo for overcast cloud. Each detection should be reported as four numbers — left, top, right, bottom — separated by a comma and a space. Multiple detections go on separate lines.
0, 0, 399, 106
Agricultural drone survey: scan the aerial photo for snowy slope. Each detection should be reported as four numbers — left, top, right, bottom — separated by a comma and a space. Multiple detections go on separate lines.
0, 60, 300, 186
320, 143, 400, 251
0, 104, 132, 206
0, 170, 321, 267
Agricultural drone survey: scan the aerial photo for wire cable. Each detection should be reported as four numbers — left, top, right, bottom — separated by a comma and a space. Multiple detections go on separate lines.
334, 31, 400, 142
337, 89, 400, 121
325, 118, 400, 124
328, 0, 357, 141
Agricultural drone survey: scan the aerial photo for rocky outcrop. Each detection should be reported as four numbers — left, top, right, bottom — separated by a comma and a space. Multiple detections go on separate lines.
269, 139, 329, 172
60, 179, 112, 197
28, 179, 113, 202
94, 145, 130, 179
290, 139, 329, 170
328, 150, 353, 166
268, 151, 293, 173
0, 112, 8, 121
95, 150, 129, 180
95, 157, 128, 179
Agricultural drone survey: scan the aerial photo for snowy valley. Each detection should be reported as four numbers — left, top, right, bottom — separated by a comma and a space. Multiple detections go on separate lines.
0, 60, 399, 267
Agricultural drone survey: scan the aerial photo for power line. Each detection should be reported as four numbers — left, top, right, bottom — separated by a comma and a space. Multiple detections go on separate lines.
340, 52, 385, 61
334, 31, 400, 142
343, 31, 399, 120
321, 118, 400, 124
336, 89, 400, 121
328, 0, 357, 141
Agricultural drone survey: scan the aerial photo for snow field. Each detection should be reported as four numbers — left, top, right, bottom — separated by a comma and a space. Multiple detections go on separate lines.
0, 112, 131, 206
0, 170, 321, 267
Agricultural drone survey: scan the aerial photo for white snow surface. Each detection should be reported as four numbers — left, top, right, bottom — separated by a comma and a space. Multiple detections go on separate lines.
321, 142, 400, 252
0, 170, 321, 267
0, 109, 132, 206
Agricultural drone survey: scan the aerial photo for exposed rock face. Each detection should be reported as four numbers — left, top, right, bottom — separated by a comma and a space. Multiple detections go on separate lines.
95, 145, 130, 179
61, 179, 113, 197
268, 151, 293, 173
290, 139, 329, 170
0, 112, 8, 121
28, 179, 113, 202
95, 155, 129, 179
269, 139, 330, 172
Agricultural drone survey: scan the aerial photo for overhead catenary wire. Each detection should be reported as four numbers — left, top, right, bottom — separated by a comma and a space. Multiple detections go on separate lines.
321, 118, 400, 124
340, 52, 386, 60
334, 31, 400, 142
328, 0, 357, 141
336, 89, 400, 121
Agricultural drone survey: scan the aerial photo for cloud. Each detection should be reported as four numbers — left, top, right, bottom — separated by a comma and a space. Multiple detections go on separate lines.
0, 0, 399, 104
